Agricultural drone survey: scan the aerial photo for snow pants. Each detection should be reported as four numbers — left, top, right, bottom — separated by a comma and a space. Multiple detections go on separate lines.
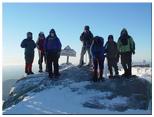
38, 50, 47, 71
121, 52, 132, 76
25, 53, 34, 74
107, 57, 119, 76
79, 46, 92, 65
93, 58, 104, 79
46, 52, 60, 76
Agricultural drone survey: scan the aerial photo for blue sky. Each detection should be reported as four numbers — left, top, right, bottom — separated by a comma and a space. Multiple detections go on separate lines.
3, 3, 152, 65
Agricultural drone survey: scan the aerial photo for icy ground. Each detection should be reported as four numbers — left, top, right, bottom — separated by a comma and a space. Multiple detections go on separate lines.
3, 64, 152, 114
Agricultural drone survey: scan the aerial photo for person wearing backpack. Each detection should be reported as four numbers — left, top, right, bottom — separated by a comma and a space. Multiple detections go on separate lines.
36, 32, 47, 72
79, 25, 93, 67
105, 35, 119, 79
21, 32, 36, 75
117, 28, 135, 77
44, 29, 62, 78
90, 36, 105, 82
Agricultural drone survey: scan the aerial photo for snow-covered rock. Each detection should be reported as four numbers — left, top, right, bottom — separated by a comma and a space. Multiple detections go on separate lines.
3, 64, 152, 114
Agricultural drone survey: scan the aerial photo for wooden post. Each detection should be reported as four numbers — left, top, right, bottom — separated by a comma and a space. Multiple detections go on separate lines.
66, 56, 69, 64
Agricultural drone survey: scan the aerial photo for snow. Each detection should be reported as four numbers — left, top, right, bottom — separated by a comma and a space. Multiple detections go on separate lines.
119, 67, 151, 83
3, 81, 151, 114
3, 64, 152, 115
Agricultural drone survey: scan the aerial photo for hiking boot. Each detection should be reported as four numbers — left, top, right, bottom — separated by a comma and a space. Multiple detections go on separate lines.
109, 75, 113, 79
114, 74, 120, 78
93, 78, 97, 82
87, 62, 92, 67
49, 73, 53, 79
26, 72, 30, 75
93, 75, 98, 82
54, 73, 61, 77
29, 71, 34, 74
102, 77, 105, 81
98, 76, 105, 82
121, 73, 128, 77
78, 64, 83, 68
39, 70, 43, 73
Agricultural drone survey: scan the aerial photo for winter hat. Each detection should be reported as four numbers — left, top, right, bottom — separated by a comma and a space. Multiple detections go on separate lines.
121, 28, 128, 36
108, 35, 113, 40
84, 25, 90, 31
50, 29, 56, 34
27, 32, 32, 36
39, 32, 44, 37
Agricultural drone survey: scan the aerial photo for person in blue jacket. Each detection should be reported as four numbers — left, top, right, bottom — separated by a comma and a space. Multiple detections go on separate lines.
21, 32, 36, 75
90, 36, 105, 82
44, 29, 62, 78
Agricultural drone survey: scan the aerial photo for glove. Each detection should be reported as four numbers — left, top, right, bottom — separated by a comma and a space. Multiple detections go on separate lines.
132, 50, 135, 54
57, 52, 61, 58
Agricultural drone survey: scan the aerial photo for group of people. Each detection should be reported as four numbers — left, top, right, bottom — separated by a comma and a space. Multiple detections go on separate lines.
21, 29, 61, 78
21, 25, 135, 82
78, 26, 135, 82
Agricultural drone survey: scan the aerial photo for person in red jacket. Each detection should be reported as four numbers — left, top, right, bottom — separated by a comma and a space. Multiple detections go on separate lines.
36, 32, 47, 72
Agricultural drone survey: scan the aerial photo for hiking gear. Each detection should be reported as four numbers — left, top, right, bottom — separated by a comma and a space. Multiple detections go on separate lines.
80, 31, 93, 48
117, 36, 135, 54
105, 41, 119, 59
47, 52, 60, 78
21, 38, 36, 56
91, 36, 105, 61
84, 25, 90, 31
79, 46, 92, 66
45, 35, 62, 53
91, 36, 105, 82
121, 52, 132, 76
21, 36, 36, 75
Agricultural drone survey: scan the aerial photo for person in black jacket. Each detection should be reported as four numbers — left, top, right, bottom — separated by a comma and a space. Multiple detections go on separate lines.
105, 35, 119, 78
79, 25, 93, 67
21, 32, 36, 75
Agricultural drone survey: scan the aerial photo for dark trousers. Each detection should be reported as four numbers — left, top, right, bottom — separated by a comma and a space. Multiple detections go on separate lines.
47, 52, 59, 76
121, 52, 132, 76
25, 53, 34, 73
38, 51, 47, 71
107, 57, 119, 76
93, 59, 104, 79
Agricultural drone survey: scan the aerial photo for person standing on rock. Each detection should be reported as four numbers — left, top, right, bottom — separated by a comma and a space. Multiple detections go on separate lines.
117, 28, 135, 77
90, 36, 105, 82
105, 35, 119, 79
21, 32, 36, 75
44, 29, 62, 79
79, 25, 93, 67
36, 32, 47, 72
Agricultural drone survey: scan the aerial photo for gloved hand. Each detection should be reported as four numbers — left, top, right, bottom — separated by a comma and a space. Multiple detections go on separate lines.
132, 50, 135, 54
57, 52, 61, 58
